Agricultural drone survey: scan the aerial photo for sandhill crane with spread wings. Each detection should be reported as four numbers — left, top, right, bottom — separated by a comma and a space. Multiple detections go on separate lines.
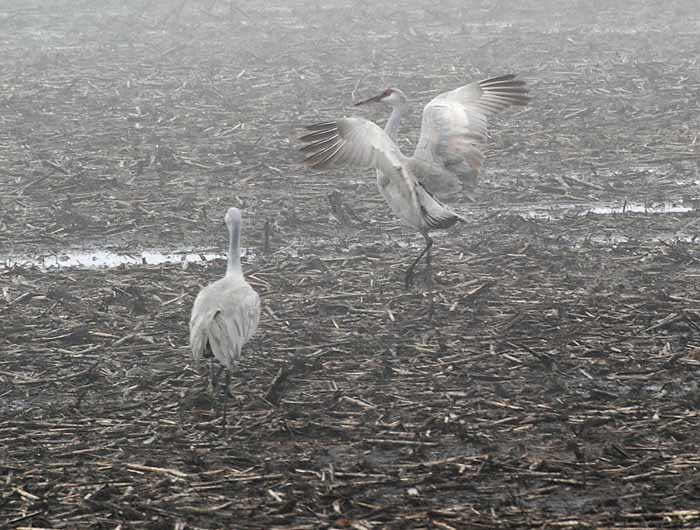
189, 207, 260, 393
299, 74, 530, 287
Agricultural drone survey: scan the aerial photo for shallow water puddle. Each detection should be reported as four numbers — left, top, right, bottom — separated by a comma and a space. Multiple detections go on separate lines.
522, 201, 694, 218
3, 203, 695, 271
589, 203, 694, 214
3, 249, 227, 271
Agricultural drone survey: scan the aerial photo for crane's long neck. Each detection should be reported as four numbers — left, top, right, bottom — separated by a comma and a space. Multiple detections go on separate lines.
226, 219, 242, 276
384, 103, 406, 144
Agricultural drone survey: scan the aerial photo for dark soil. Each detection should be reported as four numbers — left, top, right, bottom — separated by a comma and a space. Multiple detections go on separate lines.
2, 0, 700, 528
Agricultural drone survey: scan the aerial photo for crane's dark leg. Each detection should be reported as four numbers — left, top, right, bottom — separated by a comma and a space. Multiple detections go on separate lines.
222, 369, 232, 397
220, 368, 232, 432
425, 239, 433, 288
208, 362, 225, 397
405, 234, 433, 288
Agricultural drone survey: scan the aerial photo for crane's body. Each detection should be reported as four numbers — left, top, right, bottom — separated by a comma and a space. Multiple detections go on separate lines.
189, 207, 260, 385
300, 74, 529, 286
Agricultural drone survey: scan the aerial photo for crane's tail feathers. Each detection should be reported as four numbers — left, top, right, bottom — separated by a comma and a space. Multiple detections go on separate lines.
417, 181, 468, 229
424, 210, 463, 230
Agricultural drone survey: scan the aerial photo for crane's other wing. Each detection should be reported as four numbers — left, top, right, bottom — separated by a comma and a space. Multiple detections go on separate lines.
412, 74, 530, 195
189, 306, 212, 364
208, 291, 259, 369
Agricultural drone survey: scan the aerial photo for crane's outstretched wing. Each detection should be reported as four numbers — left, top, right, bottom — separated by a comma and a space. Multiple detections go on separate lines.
300, 118, 421, 219
300, 118, 464, 230
300, 118, 465, 231
300, 118, 405, 176
412, 74, 529, 195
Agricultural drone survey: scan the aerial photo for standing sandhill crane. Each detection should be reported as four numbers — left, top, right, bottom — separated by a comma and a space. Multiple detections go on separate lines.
189, 207, 260, 393
300, 74, 529, 287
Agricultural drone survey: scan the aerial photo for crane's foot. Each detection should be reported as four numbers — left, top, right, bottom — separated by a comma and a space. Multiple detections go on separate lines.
404, 267, 436, 289
404, 267, 415, 289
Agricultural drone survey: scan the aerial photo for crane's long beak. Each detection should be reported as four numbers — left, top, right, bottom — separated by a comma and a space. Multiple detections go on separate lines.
354, 93, 383, 106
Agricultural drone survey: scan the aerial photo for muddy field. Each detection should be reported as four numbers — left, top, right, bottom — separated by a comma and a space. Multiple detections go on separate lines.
2, 0, 700, 528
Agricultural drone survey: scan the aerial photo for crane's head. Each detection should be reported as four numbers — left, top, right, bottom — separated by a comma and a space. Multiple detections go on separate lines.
354, 87, 407, 108
224, 207, 242, 229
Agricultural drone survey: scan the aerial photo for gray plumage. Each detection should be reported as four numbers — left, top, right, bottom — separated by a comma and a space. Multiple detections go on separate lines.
189, 207, 260, 371
300, 74, 530, 287
412, 74, 530, 195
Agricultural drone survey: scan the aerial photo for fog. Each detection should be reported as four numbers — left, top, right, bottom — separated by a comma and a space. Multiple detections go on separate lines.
2, 1, 700, 528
